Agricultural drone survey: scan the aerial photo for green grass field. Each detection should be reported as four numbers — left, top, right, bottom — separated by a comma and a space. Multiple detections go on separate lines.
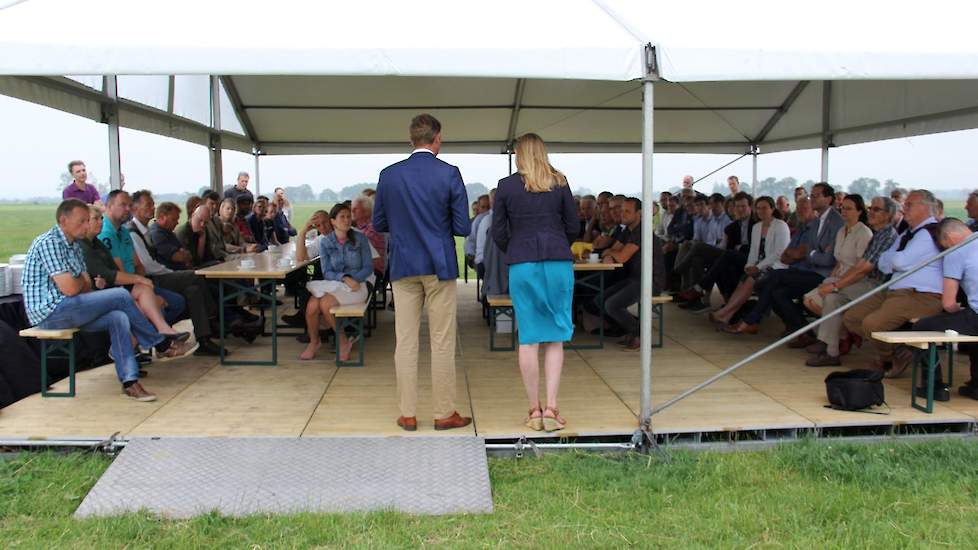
0, 202, 477, 277
3, 439, 978, 547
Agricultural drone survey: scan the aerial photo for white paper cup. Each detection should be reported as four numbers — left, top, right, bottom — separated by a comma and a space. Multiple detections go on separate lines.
588, 253, 600, 264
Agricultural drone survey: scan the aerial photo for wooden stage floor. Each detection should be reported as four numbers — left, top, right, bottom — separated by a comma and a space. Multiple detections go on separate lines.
2, 283, 977, 442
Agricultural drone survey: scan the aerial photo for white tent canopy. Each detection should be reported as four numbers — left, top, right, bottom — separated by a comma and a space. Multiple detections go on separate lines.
2, 0, 978, 155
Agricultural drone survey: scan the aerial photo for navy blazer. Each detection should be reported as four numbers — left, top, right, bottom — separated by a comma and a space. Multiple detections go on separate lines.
492, 173, 579, 265
373, 151, 471, 281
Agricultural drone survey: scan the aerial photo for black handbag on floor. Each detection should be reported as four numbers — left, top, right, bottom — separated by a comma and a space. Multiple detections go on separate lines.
824, 369, 886, 412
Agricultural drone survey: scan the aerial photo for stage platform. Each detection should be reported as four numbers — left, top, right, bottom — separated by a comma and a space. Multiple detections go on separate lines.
1, 283, 976, 445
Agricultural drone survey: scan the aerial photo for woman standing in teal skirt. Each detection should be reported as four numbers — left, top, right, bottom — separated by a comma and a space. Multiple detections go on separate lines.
492, 133, 579, 432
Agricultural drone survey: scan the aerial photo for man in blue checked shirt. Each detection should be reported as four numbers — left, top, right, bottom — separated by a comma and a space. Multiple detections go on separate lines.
675, 193, 731, 309
22, 200, 196, 402
844, 189, 946, 377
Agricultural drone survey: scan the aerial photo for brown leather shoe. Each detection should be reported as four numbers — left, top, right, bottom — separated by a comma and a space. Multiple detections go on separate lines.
434, 412, 472, 431
676, 288, 703, 303
396, 416, 417, 432
788, 333, 818, 349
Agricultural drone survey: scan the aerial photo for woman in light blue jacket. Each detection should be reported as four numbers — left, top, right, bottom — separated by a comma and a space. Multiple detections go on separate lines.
300, 203, 373, 362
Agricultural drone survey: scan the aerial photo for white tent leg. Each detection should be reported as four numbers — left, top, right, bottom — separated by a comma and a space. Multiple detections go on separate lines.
209, 75, 223, 193
639, 77, 654, 432
751, 150, 758, 188
820, 81, 832, 182
104, 75, 122, 191
254, 152, 261, 197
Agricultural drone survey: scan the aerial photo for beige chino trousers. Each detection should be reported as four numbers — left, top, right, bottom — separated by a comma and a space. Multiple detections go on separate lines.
842, 288, 943, 362
391, 275, 458, 420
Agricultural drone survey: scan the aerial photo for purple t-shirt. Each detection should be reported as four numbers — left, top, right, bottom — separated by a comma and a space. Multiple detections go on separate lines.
62, 182, 100, 204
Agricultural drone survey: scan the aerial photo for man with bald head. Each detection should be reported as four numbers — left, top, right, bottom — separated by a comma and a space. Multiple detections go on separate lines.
911, 218, 978, 400
682, 175, 694, 190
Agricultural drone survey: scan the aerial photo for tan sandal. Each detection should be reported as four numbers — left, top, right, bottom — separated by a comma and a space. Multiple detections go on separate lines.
524, 407, 543, 431
542, 407, 566, 432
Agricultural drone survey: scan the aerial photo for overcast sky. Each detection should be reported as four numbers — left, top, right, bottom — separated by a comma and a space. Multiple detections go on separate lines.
1, 94, 975, 200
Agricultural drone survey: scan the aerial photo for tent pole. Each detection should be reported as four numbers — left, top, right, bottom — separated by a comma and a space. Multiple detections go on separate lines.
209, 76, 223, 193
751, 147, 758, 188
104, 75, 122, 191
820, 81, 832, 182
507, 150, 513, 174
639, 45, 657, 442
254, 152, 261, 197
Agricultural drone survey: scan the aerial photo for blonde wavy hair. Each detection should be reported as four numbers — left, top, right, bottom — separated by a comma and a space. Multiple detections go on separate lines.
514, 133, 567, 193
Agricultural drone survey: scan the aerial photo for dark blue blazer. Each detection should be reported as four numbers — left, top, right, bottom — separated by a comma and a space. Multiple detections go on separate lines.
372, 151, 471, 281
492, 173, 579, 265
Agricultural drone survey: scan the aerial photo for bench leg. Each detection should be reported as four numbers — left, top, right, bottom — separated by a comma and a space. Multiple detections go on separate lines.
489, 306, 516, 352
335, 317, 365, 368
40, 337, 76, 398
652, 303, 664, 349
912, 343, 939, 413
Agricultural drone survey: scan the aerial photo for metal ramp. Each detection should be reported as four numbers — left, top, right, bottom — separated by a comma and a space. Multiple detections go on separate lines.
75, 436, 492, 518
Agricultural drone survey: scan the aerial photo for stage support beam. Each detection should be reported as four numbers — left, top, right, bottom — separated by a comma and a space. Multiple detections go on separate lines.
209, 75, 223, 193
103, 75, 122, 191
820, 81, 832, 182
639, 45, 658, 439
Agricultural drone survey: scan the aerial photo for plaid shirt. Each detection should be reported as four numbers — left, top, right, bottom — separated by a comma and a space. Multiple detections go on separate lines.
863, 223, 899, 281
23, 225, 87, 326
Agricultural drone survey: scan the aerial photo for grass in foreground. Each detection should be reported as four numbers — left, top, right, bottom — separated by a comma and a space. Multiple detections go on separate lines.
2, 439, 978, 548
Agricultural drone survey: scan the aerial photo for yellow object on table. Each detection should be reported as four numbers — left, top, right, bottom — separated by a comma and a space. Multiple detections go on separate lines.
571, 241, 593, 261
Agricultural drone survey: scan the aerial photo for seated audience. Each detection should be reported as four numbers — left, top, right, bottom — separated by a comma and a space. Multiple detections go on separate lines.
465, 194, 491, 269
474, 189, 497, 278
175, 203, 219, 267
843, 189, 945, 376
127, 190, 249, 354
803, 196, 899, 366
965, 190, 978, 231
23, 200, 194, 402
708, 196, 792, 327
578, 195, 596, 239
200, 191, 229, 262
674, 193, 730, 309
82, 205, 188, 339
890, 187, 910, 233
776, 195, 792, 222
726, 175, 741, 198
793, 194, 873, 348
662, 192, 694, 289
300, 204, 373, 362
352, 194, 387, 274
911, 218, 978, 400
273, 187, 294, 224
217, 197, 257, 254
599, 198, 660, 350
726, 183, 844, 335
679, 191, 754, 307
271, 194, 297, 244
247, 195, 276, 248
585, 203, 617, 244
150, 202, 194, 271
234, 195, 258, 245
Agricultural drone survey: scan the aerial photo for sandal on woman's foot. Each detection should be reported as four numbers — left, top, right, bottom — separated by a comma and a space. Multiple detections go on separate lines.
524, 407, 543, 431
339, 336, 360, 362
542, 407, 566, 432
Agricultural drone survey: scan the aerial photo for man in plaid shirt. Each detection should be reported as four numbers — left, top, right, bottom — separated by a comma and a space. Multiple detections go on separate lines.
23, 199, 195, 402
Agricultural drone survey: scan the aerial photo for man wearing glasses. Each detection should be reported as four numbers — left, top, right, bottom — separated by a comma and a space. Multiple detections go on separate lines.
843, 189, 946, 377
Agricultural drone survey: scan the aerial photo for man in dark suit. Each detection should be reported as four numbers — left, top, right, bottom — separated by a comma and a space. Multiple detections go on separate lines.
373, 114, 472, 432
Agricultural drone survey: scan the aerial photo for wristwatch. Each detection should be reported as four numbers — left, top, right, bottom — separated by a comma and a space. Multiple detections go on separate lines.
831, 283, 840, 293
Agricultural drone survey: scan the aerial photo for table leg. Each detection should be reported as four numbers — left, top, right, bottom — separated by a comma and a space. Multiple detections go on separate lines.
565, 271, 605, 350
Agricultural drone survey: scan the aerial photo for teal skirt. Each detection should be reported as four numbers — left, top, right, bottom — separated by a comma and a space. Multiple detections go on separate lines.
508, 260, 574, 345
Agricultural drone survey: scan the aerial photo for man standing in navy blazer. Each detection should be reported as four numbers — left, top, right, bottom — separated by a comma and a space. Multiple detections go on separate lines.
373, 114, 472, 432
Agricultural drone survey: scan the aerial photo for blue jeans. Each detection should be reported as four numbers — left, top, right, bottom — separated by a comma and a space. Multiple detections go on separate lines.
155, 286, 186, 324
39, 287, 164, 384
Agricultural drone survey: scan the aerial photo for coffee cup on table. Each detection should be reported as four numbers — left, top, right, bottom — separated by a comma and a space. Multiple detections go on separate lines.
240, 258, 256, 269
588, 253, 600, 264
278, 258, 292, 268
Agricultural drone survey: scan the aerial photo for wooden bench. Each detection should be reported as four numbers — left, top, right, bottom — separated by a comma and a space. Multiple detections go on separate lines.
330, 302, 369, 367
487, 295, 516, 351
19, 327, 79, 397
872, 331, 978, 413
651, 295, 672, 349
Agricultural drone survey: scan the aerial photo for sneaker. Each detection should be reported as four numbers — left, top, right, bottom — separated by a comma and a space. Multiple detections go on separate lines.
122, 381, 157, 402
136, 352, 153, 366
154, 340, 199, 362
